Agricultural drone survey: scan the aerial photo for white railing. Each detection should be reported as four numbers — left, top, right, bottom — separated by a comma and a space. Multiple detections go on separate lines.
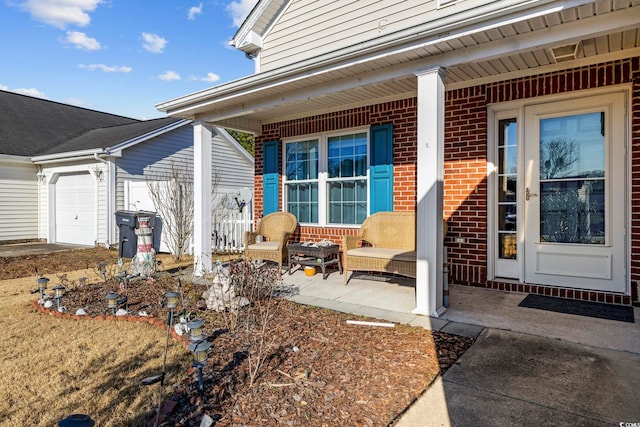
211, 199, 253, 253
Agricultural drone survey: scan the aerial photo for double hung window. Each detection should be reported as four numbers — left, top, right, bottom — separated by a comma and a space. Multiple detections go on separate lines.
284, 130, 368, 225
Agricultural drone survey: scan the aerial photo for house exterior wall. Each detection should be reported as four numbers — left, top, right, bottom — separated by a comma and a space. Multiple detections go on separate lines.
116, 126, 254, 211
261, 0, 504, 72
0, 159, 38, 242
255, 56, 639, 305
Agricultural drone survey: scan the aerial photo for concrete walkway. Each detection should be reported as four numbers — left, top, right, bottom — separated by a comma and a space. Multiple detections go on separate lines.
281, 270, 640, 426
0, 242, 91, 257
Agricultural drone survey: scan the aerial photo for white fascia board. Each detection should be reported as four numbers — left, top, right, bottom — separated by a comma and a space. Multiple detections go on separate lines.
32, 149, 104, 163
0, 154, 32, 164
156, 0, 597, 116
105, 118, 191, 154
230, 0, 275, 49
215, 127, 255, 165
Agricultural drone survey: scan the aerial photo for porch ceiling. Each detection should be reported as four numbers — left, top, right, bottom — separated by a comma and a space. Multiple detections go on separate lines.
158, 1, 640, 133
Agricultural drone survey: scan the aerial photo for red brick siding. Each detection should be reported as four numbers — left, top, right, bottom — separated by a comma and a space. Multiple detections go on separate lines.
445, 57, 639, 305
253, 57, 639, 305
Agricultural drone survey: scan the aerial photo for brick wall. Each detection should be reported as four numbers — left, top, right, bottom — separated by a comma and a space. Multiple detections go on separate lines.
254, 100, 418, 245
445, 57, 639, 305
254, 57, 639, 305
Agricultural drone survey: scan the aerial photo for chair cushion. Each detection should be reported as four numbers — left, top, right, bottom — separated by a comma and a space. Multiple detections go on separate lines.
346, 247, 416, 262
247, 242, 280, 251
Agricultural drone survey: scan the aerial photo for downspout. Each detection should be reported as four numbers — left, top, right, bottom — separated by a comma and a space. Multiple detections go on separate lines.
94, 153, 112, 248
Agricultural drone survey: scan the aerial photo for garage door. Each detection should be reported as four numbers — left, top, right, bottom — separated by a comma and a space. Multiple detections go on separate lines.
55, 172, 95, 245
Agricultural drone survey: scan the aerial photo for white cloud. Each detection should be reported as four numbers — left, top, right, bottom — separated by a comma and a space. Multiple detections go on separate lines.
199, 72, 220, 83
17, 0, 103, 29
65, 31, 101, 50
141, 32, 167, 53
13, 87, 48, 99
227, 0, 259, 27
79, 63, 132, 73
65, 97, 89, 107
158, 71, 180, 81
0, 84, 8, 91
188, 3, 203, 20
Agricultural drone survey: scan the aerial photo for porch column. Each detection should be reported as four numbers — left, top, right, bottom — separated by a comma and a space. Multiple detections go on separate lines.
193, 121, 212, 276
414, 67, 446, 317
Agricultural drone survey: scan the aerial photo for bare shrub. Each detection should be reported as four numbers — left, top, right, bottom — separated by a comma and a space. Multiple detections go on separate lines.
219, 260, 284, 386
147, 161, 195, 261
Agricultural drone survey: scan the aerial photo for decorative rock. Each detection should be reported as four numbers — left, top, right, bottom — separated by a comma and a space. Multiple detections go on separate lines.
138, 310, 149, 317
44, 300, 53, 309
202, 265, 250, 312
115, 308, 128, 316
174, 323, 189, 336
75, 308, 88, 316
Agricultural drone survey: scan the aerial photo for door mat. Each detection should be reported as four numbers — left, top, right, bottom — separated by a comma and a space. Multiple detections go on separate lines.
518, 294, 635, 323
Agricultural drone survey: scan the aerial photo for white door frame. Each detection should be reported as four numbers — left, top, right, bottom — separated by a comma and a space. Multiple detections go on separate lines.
488, 86, 629, 294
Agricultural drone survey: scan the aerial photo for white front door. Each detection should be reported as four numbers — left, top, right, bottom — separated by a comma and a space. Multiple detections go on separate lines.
522, 92, 626, 293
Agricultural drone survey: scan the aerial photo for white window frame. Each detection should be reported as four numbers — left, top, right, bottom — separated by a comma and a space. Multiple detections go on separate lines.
282, 126, 370, 227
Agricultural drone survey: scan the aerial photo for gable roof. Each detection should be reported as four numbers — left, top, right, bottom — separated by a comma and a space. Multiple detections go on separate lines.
0, 90, 184, 159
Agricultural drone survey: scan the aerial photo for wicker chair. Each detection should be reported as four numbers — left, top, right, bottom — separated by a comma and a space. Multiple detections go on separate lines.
342, 211, 416, 285
244, 212, 298, 270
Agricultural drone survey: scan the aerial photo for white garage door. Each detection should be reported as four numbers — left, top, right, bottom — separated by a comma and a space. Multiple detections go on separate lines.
55, 172, 95, 245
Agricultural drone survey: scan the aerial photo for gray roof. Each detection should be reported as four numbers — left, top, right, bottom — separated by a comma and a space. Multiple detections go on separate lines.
0, 90, 182, 157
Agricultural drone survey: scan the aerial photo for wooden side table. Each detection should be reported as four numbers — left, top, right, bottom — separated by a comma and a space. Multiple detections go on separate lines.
287, 243, 342, 280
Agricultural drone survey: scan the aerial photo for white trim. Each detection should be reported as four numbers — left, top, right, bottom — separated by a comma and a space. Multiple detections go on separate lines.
281, 126, 370, 227
216, 127, 255, 164
487, 85, 630, 293
32, 149, 104, 162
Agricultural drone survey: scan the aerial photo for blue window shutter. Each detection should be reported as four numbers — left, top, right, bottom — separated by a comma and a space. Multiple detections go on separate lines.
369, 124, 393, 213
262, 140, 279, 215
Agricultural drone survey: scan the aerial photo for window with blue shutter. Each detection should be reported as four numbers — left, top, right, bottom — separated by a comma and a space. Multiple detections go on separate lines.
262, 140, 279, 215
369, 124, 394, 213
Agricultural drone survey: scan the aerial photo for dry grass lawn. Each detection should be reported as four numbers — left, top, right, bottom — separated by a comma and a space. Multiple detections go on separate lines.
0, 256, 190, 426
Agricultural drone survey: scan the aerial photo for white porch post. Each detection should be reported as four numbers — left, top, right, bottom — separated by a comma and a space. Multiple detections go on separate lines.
414, 67, 446, 317
193, 121, 212, 276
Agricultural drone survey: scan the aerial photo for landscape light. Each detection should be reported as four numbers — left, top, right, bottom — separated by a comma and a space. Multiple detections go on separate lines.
165, 292, 179, 310
106, 292, 119, 314
187, 318, 205, 342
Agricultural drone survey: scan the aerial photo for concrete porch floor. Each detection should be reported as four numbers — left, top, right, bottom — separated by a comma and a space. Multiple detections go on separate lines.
281, 267, 640, 354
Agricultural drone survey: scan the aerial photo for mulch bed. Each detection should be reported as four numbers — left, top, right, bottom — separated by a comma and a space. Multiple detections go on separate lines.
36, 261, 473, 426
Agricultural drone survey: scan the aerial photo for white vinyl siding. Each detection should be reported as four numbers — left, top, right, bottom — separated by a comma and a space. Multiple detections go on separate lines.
260, 0, 488, 71
0, 160, 38, 242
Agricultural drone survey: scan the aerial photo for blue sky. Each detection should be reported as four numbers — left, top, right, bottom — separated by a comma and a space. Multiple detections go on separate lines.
0, 0, 259, 119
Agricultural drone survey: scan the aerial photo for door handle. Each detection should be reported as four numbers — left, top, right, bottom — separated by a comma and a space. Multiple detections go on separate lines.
525, 188, 537, 201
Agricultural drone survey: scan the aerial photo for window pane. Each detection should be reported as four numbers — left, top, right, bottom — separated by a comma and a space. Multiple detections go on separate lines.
498, 175, 516, 202
286, 140, 318, 180
286, 182, 318, 224
327, 178, 366, 225
498, 205, 516, 231
540, 179, 605, 244
499, 233, 517, 259
328, 133, 367, 179
540, 112, 604, 180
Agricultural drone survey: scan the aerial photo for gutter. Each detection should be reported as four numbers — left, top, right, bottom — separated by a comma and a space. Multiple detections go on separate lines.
156, 0, 596, 115
32, 149, 104, 163
0, 154, 32, 163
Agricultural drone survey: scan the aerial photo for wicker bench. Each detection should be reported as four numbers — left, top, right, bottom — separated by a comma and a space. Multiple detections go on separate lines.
342, 211, 417, 285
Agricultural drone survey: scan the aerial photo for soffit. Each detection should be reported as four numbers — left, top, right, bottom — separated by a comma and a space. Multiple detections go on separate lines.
174, 1, 640, 131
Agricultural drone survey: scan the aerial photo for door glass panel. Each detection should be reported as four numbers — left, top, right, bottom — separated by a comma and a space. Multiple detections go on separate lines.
497, 118, 517, 259
539, 112, 605, 245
